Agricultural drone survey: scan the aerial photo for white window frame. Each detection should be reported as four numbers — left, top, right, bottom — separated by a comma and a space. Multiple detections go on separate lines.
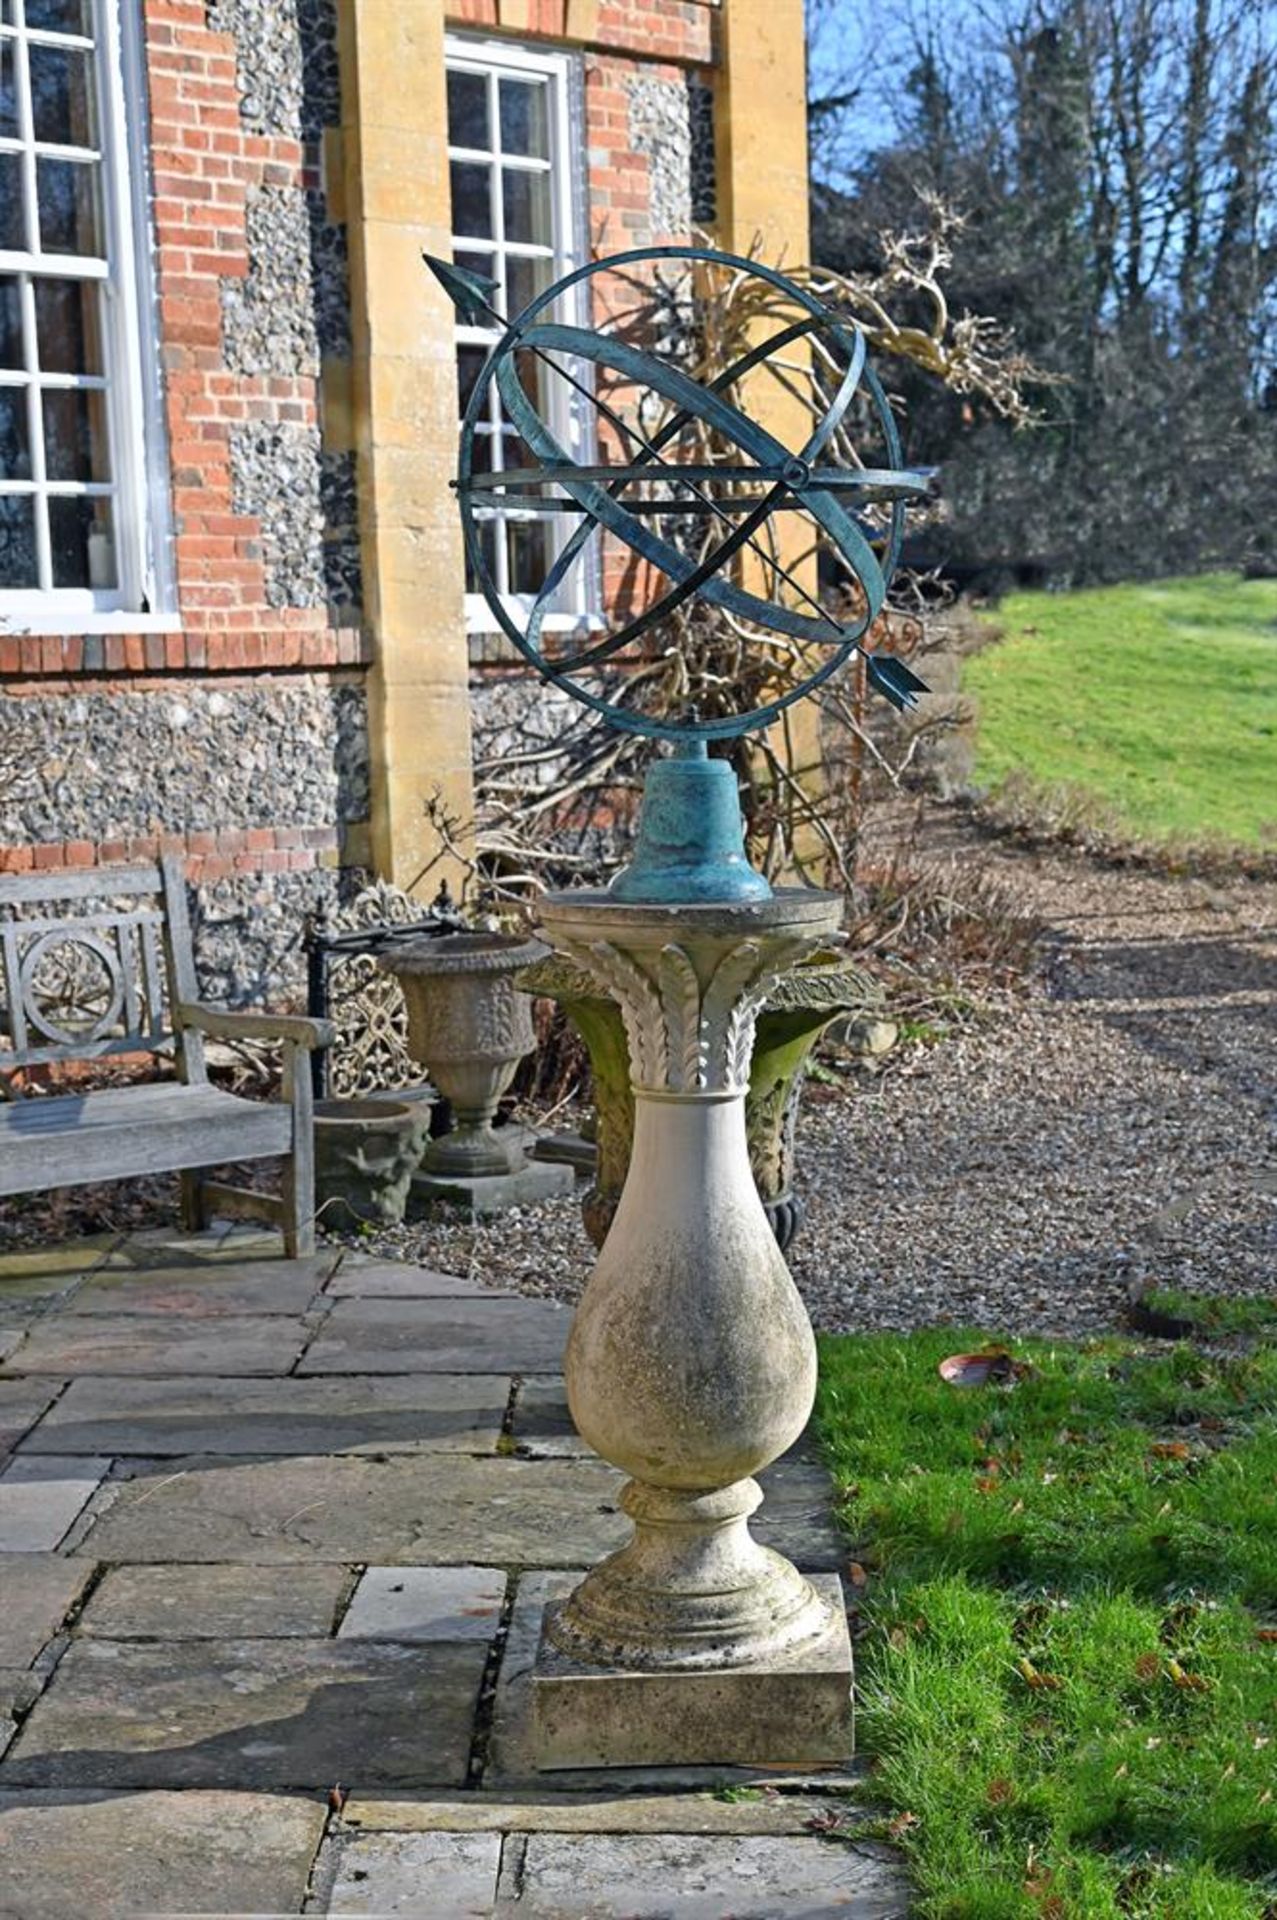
445, 32, 597, 638
0, 0, 175, 636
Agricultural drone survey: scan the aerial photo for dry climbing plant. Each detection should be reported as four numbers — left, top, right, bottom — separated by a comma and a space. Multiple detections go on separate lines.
426, 200, 1041, 909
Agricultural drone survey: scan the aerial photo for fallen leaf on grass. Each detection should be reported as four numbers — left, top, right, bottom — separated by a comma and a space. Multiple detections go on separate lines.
886, 1811, 919, 1840
986, 1778, 1015, 1805
847, 1561, 869, 1590
1255, 1627, 1277, 1643
1168, 1659, 1213, 1693
1149, 1441, 1191, 1461
804, 1808, 846, 1834
1134, 1654, 1161, 1681
1017, 1657, 1064, 1691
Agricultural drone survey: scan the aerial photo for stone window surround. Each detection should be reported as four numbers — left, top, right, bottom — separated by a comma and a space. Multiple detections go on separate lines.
0, 0, 175, 639
445, 29, 599, 643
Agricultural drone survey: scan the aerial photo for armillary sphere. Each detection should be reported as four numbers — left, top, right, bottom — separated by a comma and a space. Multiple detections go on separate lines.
428, 244, 932, 741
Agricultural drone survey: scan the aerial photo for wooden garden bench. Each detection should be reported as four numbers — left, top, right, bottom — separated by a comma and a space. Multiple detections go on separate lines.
0, 857, 333, 1256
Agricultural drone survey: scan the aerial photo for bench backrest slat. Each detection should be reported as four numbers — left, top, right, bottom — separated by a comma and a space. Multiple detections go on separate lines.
0, 858, 203, 1082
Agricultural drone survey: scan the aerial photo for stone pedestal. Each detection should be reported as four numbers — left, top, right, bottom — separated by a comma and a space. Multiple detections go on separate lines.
533, 1573, 852, 1769
408, 1157, 573, 1218
530, 890, 853, 1770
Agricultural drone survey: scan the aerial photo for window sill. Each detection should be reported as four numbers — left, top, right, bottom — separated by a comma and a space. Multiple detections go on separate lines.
0, 611, 183, 638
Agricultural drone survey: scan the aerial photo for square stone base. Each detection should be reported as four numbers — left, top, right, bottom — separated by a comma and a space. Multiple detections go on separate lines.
407, 1159, 575, 1218
530, 1574, 853, 1771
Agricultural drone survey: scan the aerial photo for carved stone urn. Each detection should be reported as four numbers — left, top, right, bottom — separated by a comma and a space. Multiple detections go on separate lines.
377, 933, 572, 1214
518, 948, 881, 1251
530, 888, 854, 1768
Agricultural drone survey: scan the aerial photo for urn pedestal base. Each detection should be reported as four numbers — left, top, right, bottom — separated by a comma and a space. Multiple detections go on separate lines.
407, 1157, 574, 1218
531, 1573, 853, 1770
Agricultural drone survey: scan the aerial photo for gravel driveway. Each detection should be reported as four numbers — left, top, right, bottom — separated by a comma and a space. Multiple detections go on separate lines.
370, 813, 1275, 1338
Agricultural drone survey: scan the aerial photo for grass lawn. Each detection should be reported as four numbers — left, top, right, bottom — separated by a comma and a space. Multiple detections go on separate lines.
963, 573, 1277, 849
815, 1322, 1277, 1918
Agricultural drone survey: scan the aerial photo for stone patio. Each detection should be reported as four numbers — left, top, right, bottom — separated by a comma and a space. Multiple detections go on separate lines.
0, 1226, 907, 1918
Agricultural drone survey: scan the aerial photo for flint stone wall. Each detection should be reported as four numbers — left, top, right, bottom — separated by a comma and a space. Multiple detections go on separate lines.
0, 679, 370, 1004
206, 0, 361, 617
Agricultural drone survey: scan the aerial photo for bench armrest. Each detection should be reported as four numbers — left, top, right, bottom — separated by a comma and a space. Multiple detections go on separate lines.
176, 1001, 335, 1050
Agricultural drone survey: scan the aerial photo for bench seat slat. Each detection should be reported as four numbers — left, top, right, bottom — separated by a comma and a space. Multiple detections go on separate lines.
0, 1083, 291, 1193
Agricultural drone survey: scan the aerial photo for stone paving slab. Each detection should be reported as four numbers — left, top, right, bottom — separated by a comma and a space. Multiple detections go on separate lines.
0, 1455, 109, 1551
509, 1378, 588, 1457
493, 1832, 906, 1918
75, 1453, 630, 1566
753, 1455, 850, 1572
2, 1638, 489, 1789
0, 1327, 26, 1362
3, 1313, 311, 1376
301, 1297, 570, 1374
0, 1379, 60, 1459
79, 1563, 353, 1639
22, 1371, 511, 1456
321, 1829, 502, 1915
1, 1668, 41, 1755
341, 1790, 872, 1836
0, 1556, 94, 1667
326, 1260, 498, 1299
488, 1574, 860, 1795
118, 1225, 286, 1266
0, 1789, 326, 1918
339, 1567, 507, 1642
66, 1258, 333, 1317
0, 1237, 123, 1290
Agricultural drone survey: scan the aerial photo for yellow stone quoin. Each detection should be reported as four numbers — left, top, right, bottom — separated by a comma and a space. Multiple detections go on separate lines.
339, 0, 475, 899
338, 0, 813, 897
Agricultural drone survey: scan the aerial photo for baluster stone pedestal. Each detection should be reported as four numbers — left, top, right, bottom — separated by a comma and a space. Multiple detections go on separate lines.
530, 889, 854, 1770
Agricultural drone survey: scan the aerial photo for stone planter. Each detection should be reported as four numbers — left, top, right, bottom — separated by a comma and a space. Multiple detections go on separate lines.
313, 1097, 431, 1230
377, 933, 574, 1215
519, 948, 882, 1250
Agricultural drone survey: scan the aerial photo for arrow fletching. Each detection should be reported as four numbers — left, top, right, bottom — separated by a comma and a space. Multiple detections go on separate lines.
864, 653, 929, 712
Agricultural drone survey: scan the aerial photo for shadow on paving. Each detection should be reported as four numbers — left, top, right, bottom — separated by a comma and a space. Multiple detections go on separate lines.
2, 1640, 489, 1791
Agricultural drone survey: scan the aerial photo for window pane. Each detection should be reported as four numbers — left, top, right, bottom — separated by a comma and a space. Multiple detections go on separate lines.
0, 33, 19, 136
0, 388, 30, 477
0, 278, 22, 368
0, 492, 36, 585
507, 517, 548, 594
449, 160, 491, 239
29, 41, 97, 147
42, 383, 108, 480
34, 275, 100, 372
37, 155, 103, 254
469, 426, 495, 475
506, 252, 551, 320
500, 80, 548, 160
457, 343, 487, 416
502, 168, 551, 247
49, 489, 114, 587
0, 151, 25, 248
25, 0, 94, 31
446, 68, 488, 150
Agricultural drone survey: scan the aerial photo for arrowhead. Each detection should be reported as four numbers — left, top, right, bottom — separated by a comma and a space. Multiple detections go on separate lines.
423, 253, 500, 324
864, 653, 929, 712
